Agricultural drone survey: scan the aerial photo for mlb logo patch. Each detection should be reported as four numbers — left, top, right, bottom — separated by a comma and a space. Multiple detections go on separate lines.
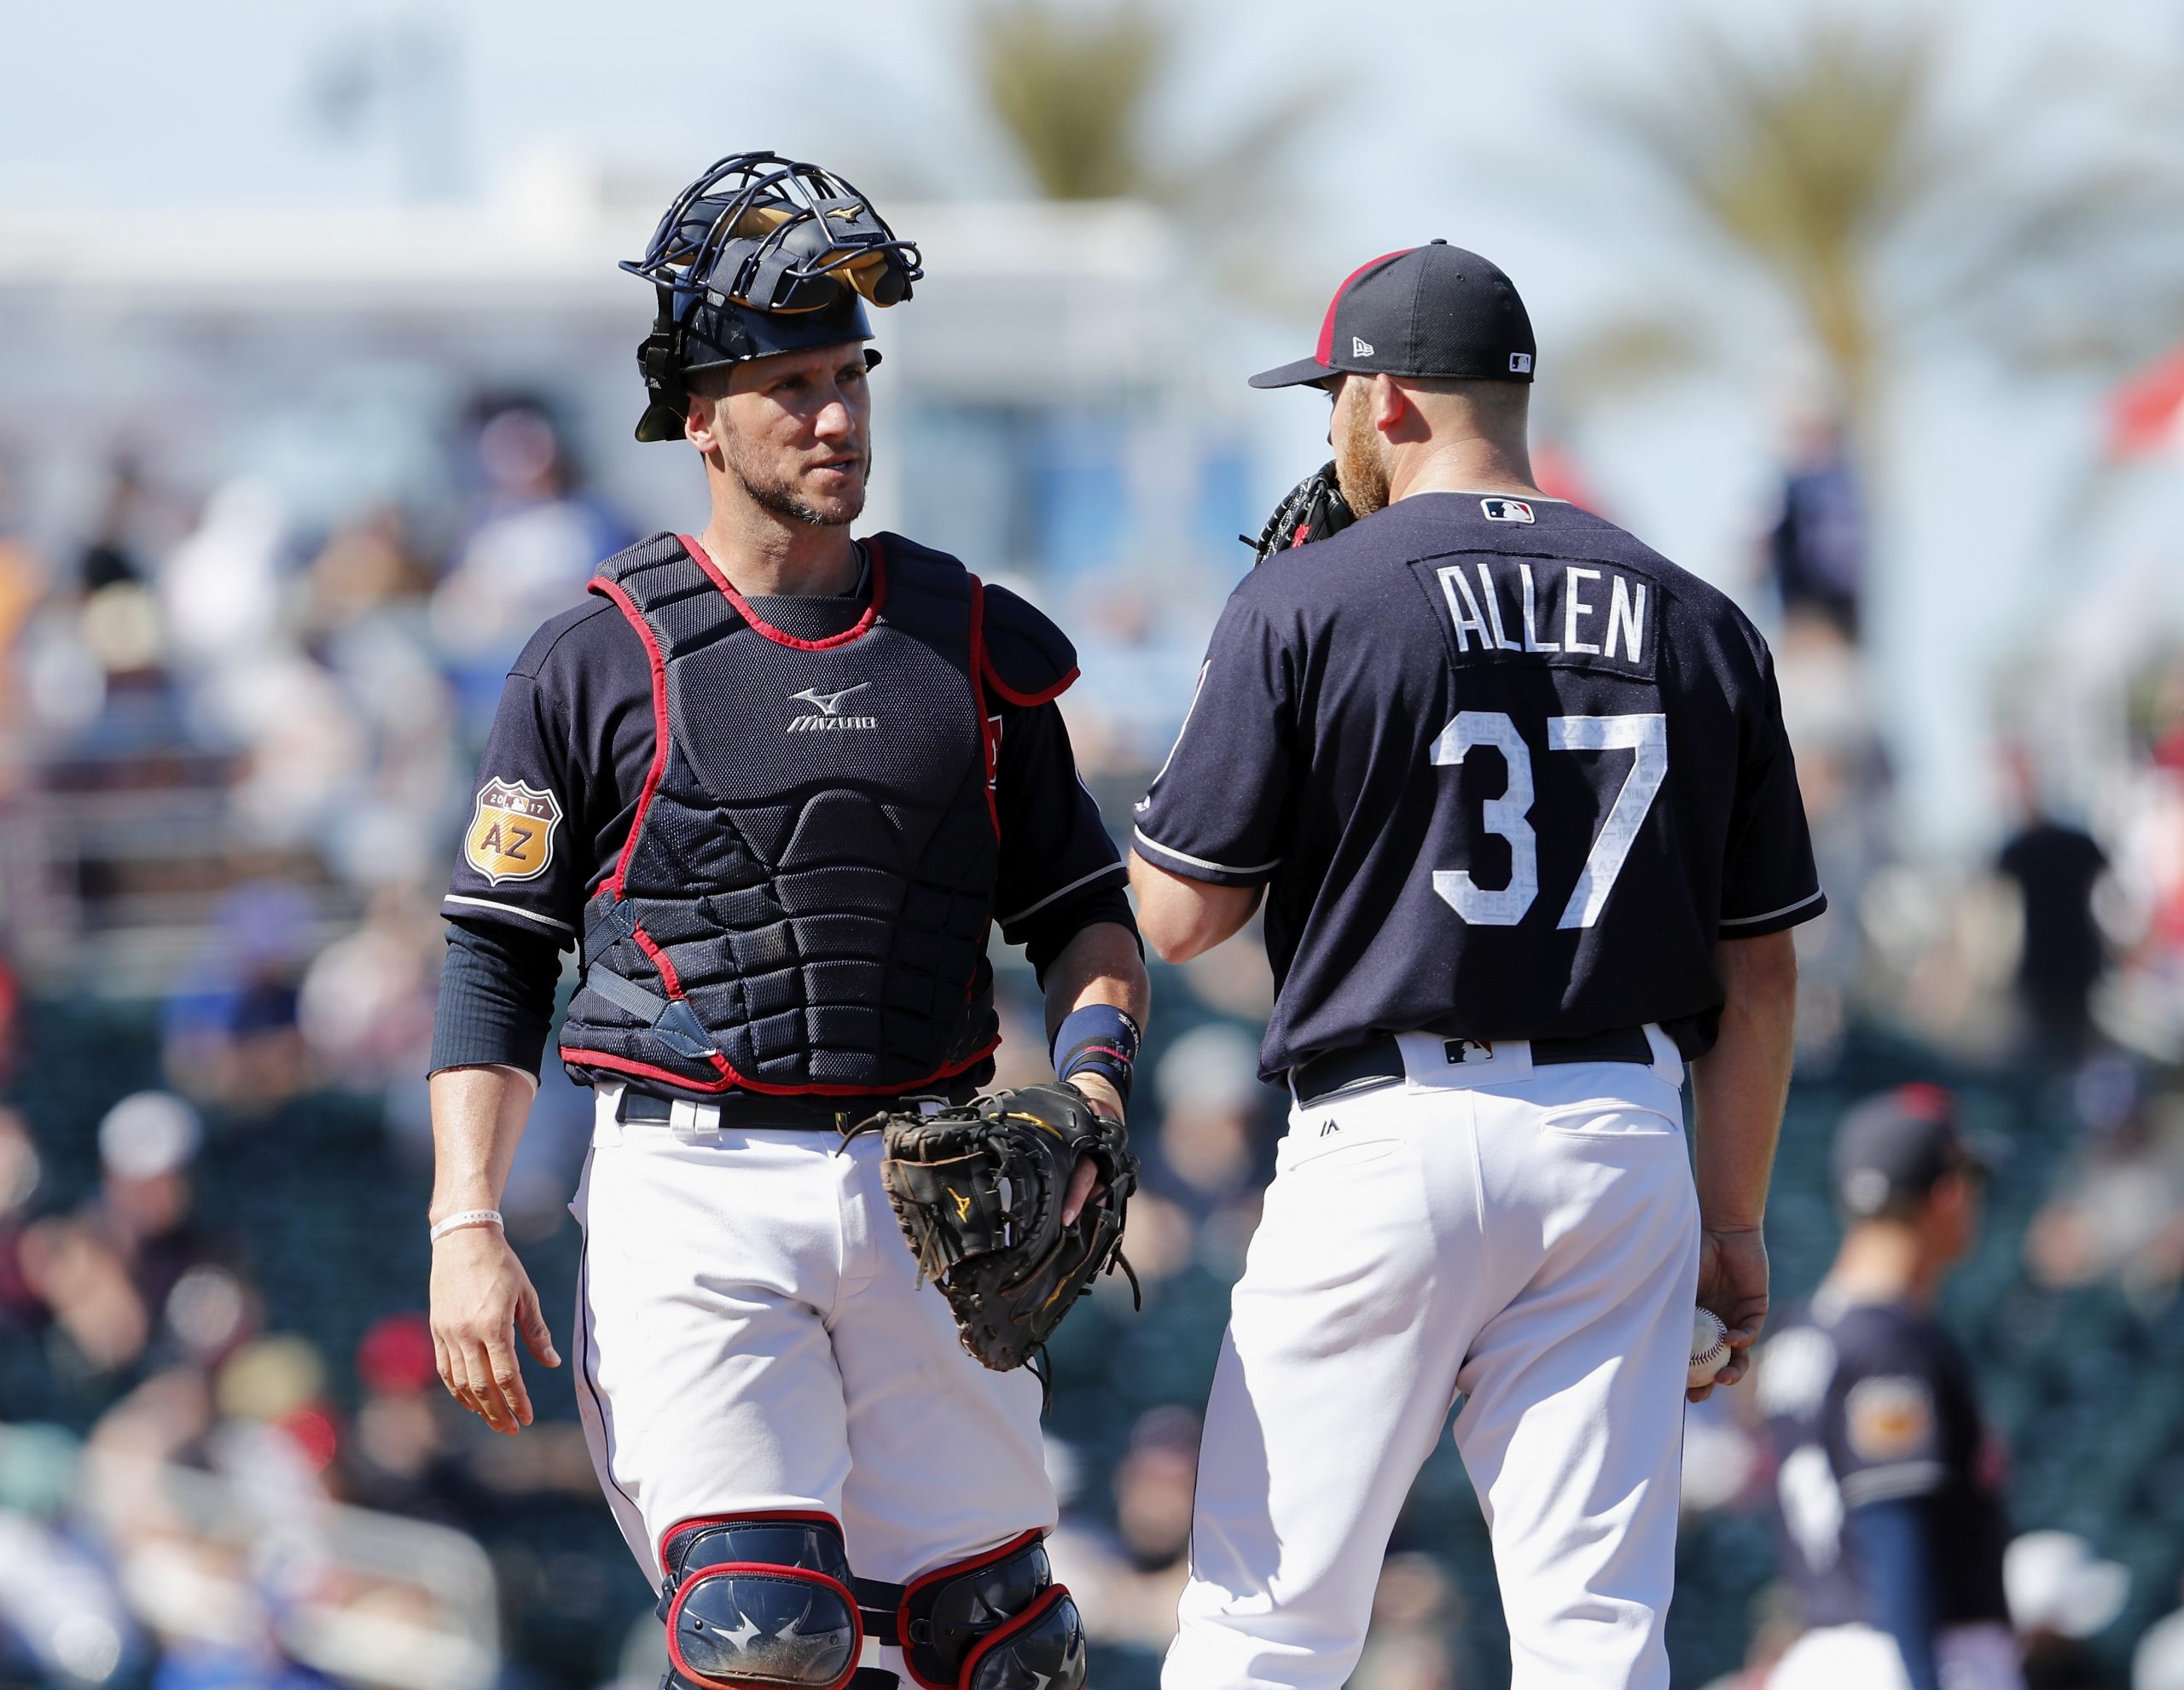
1509, 352, 1533, 374
1480, 498, 1535, 524
1445, 1037, 1496, 1066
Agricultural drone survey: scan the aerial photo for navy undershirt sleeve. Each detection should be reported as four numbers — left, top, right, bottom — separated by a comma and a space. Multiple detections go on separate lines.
1848, 1500, 1943, 1690
429, 915, 566, 1077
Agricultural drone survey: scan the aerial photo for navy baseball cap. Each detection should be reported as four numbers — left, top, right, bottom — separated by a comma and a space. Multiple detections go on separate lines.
1832, 1084, 1980, 1217
1249, 241, 1536, 390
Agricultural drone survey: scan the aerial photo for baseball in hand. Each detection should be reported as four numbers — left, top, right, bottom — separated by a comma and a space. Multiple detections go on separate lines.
1688, 1308, 1729, 1389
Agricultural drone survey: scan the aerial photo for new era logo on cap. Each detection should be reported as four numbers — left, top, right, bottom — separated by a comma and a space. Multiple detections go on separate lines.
1352, 335, 1374, 357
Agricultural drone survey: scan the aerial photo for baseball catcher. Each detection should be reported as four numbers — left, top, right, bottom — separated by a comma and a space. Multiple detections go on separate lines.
424, 148, 1152, 1690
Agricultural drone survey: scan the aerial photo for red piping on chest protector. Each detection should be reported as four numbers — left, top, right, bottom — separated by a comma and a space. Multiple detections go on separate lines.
558, 1028, 1003, 1101
588, 575, 671, 899
681, 531, 886, 649
966, 576, 1002, 843
573, 538, 1000, 1095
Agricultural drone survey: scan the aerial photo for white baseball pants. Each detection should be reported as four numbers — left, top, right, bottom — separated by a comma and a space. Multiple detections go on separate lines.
1768, 1622, 2024, 1690
569, 1084, 1055, 1677
1164, 1031, 1701, 1690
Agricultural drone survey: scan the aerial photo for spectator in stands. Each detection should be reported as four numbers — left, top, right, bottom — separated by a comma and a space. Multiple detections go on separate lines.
1048, 1406, 1202, 1655
1350, 1553, 1463, 1690
2004, 1530, 2129, 1690
298, 888, 443, 1091
340, 1312, 476, 1524
1145, 1023, 1274, 1269
429, 398, 630, 727
77, 459, 152, 594
162, 885, 314, 1108
2023, 1066, 2184, 1304
87, 1093, 212, 1316
1766, 404, 1866, 643
1995, 750, 2113, 1061
19, 1091, 215, 1381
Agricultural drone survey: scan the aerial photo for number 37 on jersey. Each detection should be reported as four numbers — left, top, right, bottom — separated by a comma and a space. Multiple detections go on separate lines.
1429, 711, 1667, 930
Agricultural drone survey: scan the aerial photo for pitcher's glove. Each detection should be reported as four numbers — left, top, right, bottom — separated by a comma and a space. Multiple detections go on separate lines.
878, 1083, 1138, 1373
1243, 460, 1354, 566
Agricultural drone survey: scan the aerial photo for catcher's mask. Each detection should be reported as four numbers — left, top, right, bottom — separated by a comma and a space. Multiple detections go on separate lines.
620, 151, 922, 444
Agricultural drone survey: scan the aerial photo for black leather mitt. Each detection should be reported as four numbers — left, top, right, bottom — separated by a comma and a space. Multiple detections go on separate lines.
1244, 460, 1355, 566
878, 1083, 1137, 1373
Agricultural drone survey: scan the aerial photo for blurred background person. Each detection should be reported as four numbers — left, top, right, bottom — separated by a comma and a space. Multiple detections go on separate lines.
1760, 1085, 2018, 1690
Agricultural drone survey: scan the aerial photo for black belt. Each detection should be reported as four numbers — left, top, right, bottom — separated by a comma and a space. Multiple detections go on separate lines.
1292, 1026, 1654, 1107
614, 1086, 967, 1133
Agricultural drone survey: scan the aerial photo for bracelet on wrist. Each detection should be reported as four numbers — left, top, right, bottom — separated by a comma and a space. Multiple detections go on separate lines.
429, 1208, 505, 1245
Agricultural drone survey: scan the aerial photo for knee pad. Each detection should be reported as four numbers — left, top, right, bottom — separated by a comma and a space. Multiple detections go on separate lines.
886, 1532, 1086, 1690
657, 1514, 863, 1690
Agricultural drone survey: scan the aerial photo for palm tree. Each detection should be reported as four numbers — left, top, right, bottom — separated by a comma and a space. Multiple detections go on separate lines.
971, 1, 1165, 200
967, 0, 1325, 263
1586, 19, 2183, 447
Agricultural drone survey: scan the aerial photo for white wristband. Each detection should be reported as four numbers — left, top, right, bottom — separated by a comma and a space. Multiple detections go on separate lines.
429, 1208, 504, 1244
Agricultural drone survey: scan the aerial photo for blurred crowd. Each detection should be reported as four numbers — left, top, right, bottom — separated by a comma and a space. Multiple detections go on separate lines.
0, 378, 2180, 1690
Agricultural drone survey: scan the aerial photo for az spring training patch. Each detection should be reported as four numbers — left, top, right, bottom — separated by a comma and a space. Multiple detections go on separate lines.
465, 777, 562, 886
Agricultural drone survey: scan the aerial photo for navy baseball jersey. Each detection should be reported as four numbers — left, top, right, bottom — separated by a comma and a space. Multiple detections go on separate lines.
445, 542, 1127, 977
1132, 491, 1824, 1077
1758, 1296, 2011, 1630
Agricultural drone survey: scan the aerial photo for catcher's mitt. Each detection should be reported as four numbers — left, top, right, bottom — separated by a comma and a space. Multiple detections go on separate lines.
878, 1083, 1137, 1373
1242, 460, 1354, 566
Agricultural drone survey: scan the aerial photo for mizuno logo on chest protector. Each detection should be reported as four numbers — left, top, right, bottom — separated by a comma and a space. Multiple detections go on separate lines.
787, 682, 879, 732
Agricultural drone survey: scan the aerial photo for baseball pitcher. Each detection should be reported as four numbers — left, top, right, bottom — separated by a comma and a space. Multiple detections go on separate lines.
1130, 241, 1825, 1688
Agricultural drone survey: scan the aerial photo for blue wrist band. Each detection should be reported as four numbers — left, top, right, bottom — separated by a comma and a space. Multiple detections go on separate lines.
1053, 1004, 1141, 1106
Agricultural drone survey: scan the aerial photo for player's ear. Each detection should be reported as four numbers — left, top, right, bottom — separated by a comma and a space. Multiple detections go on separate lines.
684, 386, 722, 455
1369, 374, 1410, 437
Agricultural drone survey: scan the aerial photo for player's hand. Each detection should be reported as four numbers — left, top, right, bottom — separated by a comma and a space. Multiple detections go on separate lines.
429, 1224, 560, 1435
1691, 1223, 1769, 1403
1060, 1075, 1123, 1224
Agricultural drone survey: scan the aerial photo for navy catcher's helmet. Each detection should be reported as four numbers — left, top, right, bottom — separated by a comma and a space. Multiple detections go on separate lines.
619, 152, 921, 443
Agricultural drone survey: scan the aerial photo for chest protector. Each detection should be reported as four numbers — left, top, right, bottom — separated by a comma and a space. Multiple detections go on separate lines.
559, 531, 1019, 1096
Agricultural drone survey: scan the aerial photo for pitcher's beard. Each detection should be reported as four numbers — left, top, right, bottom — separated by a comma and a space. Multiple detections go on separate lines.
1333, 405, 1389, 518
729, 440, 870, 528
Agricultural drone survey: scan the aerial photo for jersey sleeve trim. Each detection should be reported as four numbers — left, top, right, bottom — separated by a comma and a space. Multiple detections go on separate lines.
441, 894, 576, 936
1131, 827, 1281, 879
1720, 886, 1827, 931
1840, 1461, 1946, 1507
998, 860, 1127, 926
